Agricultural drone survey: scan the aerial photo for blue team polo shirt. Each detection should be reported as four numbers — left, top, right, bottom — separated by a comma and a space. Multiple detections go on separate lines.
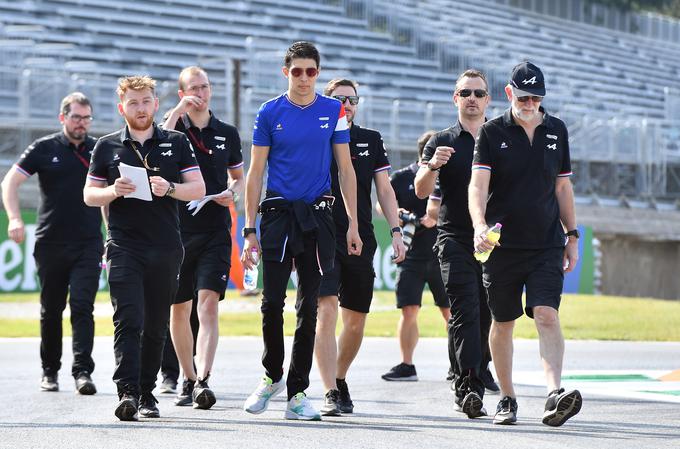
252, 93, 350, 203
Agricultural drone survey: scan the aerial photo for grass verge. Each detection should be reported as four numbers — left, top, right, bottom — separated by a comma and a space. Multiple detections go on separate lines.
1, 292, 679, 340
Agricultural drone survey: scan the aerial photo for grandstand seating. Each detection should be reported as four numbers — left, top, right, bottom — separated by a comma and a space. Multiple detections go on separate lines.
0, 0, 679, 201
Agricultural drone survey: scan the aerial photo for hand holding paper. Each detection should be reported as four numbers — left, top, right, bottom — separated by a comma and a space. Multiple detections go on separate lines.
186, 189, 231, 216
118, 163, 152, 201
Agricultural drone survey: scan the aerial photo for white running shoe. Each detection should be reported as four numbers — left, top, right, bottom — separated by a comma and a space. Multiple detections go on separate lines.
285, 392, 321, 421
243, 375, 285, 414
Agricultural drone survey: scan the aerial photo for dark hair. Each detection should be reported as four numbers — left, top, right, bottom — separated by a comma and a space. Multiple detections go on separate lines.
455, 69, 488, 91
60, 92, 92, 115
323, 78, 357, 96
284, 41, 320, 68
417, 130, 437, 161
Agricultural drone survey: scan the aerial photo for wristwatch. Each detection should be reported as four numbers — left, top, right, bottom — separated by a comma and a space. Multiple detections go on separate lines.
165, 182, 175, 197
566, 229, 580, 239
427, 161, 440, 172
390, 226, 403, 237
242, 227, 257, 238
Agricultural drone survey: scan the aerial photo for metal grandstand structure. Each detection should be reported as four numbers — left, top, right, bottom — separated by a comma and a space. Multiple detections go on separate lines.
0, 0, 679, 204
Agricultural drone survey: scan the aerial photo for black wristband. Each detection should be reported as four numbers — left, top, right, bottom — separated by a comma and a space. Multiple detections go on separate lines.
390, 226, 402, 237
242, 227, 257, 238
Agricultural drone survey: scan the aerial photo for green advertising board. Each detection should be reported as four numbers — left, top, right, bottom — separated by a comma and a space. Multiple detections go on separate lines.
0, 210, 593, 294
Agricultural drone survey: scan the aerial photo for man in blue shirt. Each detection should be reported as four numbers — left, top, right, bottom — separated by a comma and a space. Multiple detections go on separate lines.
241, 41, 361, 421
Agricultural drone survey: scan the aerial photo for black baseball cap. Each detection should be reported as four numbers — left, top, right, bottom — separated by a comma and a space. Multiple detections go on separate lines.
510, 61, 546, 97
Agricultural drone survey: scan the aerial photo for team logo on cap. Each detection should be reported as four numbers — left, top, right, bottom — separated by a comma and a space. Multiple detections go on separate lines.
522, 76, 537, 85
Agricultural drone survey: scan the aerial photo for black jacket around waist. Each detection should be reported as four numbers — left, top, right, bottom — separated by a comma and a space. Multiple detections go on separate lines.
258, 191, 336, 274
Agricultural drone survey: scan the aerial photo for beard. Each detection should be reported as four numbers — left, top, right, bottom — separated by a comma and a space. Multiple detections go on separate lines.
64, 126, 87, 141
512, 104, 540, 123
126, 113, 154, 131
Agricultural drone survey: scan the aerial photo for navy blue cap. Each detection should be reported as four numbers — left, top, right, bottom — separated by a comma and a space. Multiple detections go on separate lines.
510, 61, 546, 96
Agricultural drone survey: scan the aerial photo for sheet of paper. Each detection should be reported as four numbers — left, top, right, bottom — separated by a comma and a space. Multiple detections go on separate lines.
186, 189, 229, 216
118, 162, 152, 201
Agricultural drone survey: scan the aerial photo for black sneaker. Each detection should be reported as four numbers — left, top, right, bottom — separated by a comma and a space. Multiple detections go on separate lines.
320, 389, 341, 416
480, 369, 500, 395
115, 392, 139, 421
192, 376, 216, 410
40, 374, 59, 392
336, 378, 354, 414
75, 372, 97, 395
493, 396, 518, 425
542, 388, 582, 427
174, 379, 194, 406
381, 363, 418, 381
159, 376, 177, 394
446, 366, 455, 382
456, 375, 486, 419
138, 392, 160, 418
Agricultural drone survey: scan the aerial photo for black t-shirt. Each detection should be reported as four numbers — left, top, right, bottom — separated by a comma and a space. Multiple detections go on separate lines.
173, 112, 243, 234
421, 121, 476, 249
390, 162, 437, 260
472, 108, 572, 249
88, 124, 199, 248
330, 124, 390, 250
15, 132, 102, 244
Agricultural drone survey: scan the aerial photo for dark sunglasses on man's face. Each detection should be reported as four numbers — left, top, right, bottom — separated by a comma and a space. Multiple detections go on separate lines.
457, 89, 488, 98
517, 95, 543, 103
333, 95, 360, 105
290, 67, 318, 78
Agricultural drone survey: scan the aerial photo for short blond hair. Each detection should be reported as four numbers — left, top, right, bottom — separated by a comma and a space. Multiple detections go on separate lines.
116, 75, 156, 99
178, 66, 209, 90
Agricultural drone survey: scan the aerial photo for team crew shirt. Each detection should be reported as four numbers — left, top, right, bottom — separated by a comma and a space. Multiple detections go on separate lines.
88, 124, 199, 247
390, 162, 436, 260
421, 121, 478, 249
173, 112, 243, 233
252, 93, 350, 203
472, 107, 572, 249
15, 132, 101, 243
330, 123, 390, 248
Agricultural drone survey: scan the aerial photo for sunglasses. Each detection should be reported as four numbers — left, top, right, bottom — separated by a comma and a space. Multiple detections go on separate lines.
333, 95, 360, 105
129, 141, 160, 172
457, 89, 488, 98
517, 95, 543, 103
289, 67, 318, 78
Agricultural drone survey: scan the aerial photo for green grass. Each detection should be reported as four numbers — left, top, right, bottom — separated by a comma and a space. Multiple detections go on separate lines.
1, 292, 680, 341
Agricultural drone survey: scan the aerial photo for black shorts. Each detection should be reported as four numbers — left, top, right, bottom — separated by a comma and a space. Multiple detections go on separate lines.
396, 256, 448, 308
174, 230, 231, 304
482, 247, 564, 322
318, 240, 377, 314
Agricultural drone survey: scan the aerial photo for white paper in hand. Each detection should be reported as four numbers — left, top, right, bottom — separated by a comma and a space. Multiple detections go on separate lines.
118, 162, 152, 201
186, 189, 230, 216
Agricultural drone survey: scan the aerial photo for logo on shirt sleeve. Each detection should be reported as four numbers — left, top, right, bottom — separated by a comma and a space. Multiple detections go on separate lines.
500, 142, 508, 149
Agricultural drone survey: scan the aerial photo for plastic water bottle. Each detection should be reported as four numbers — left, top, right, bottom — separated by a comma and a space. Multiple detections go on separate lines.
474, 223, 502, 263
243, 248, 259, 291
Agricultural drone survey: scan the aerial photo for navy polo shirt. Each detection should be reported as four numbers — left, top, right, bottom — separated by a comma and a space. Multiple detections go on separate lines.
15, 132, 101, 244
472, 107, 572, 249
173, 112, 243, 233
330, 123, 390, 249
88, 124, 199, 248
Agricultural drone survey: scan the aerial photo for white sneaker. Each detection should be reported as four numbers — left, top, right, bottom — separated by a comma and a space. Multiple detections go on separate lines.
285, 392, 321, 421
243, 375, 285, 414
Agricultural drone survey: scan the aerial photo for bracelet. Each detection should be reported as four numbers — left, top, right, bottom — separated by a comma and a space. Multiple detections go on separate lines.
427, 162, 440, 172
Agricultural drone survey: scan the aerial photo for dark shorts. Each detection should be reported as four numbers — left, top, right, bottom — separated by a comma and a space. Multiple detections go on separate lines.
318, 240, 377, 314
174, 230, 231, 304
482, 247, 565, 322
396, 256, 448, 308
